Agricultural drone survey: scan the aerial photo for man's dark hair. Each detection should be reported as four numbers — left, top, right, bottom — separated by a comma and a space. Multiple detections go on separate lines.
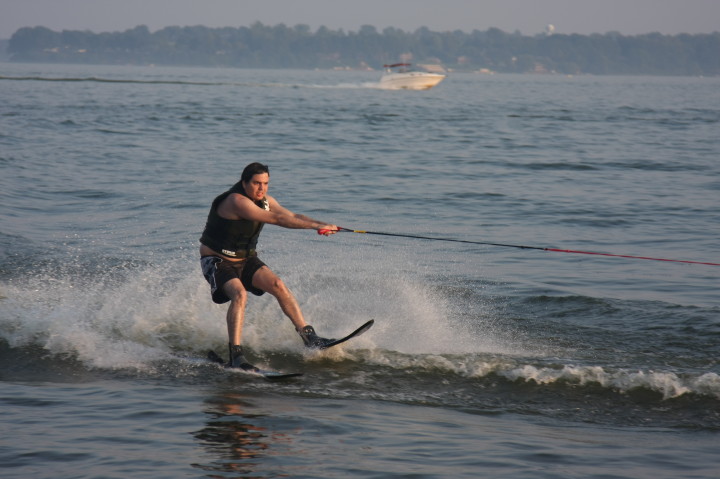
241, 162, 269, 184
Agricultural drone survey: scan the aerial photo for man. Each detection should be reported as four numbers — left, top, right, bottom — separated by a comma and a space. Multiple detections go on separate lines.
199, 162, 339, 369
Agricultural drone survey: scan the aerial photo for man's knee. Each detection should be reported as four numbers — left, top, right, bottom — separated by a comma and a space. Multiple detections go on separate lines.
224, 281, 247, 303
229, 290, 247, 304
266, 277, 289, 296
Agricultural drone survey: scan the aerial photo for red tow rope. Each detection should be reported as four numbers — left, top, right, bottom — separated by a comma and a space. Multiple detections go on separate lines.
316, 227, 720, 267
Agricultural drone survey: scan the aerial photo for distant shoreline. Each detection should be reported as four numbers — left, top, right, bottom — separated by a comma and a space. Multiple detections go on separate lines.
4, 25, 720, 76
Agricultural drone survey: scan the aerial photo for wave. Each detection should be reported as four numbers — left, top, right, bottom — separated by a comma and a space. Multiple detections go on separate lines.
1, 245, 718, 413
0, 75, 227, 86
2, 279, 718, 403
0, 75, 385, 91
345, 349, 720, 401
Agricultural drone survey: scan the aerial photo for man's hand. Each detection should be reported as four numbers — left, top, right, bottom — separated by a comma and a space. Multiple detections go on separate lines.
317, 226, 339, 236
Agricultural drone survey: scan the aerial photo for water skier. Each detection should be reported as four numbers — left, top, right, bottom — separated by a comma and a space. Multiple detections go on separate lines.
199, 162, 339, 368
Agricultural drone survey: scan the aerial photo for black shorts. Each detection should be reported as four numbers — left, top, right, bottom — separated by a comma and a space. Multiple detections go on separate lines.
200, 255, 267, 304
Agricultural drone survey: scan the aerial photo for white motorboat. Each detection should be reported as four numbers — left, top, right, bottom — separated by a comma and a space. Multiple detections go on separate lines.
379, 63, 446, 90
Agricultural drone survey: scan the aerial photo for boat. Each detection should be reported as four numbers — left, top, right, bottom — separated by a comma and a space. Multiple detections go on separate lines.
379, 63, 446, 90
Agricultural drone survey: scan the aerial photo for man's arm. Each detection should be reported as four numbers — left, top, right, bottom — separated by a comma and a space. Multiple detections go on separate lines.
230, 194, 338, 234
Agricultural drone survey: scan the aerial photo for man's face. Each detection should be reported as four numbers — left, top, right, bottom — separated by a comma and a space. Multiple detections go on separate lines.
243, 172, 269, 201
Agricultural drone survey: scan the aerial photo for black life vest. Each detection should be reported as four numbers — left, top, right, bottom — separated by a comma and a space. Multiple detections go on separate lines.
199, 184, 269, 258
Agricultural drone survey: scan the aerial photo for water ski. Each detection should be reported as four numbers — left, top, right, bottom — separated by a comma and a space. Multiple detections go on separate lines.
206, 319, 374, 378
206, 350, 303, 380
313, 319, 375, 350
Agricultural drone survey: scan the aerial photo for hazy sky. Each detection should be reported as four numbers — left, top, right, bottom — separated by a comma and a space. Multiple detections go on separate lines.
1, 0, 719, 39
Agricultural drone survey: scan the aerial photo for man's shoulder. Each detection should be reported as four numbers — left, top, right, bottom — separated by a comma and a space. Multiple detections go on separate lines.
225, 192, 252, 204
216, 192, 253, 218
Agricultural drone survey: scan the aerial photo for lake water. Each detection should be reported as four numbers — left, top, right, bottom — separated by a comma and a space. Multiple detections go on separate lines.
1, 63, 719, 478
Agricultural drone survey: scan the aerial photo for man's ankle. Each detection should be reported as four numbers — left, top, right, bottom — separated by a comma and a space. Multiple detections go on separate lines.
228, 343, 248, 368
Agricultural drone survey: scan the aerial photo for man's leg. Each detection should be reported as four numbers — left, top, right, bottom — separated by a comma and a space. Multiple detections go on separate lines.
222, 278, 253, 368
223, 278, 248, 345
251, 266, 306, 330
251, 266, 334, 347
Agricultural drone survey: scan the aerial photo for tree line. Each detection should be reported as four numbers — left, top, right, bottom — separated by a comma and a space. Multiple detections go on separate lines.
6, 23, 719, 76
